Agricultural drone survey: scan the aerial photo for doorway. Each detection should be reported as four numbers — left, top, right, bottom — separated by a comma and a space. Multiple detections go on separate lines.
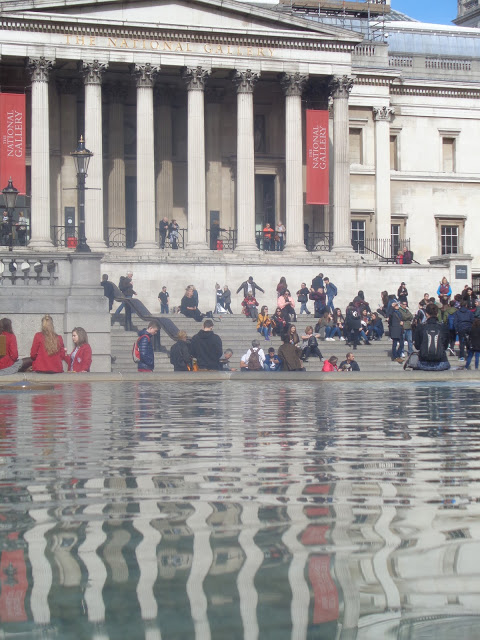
255, 175, 275, 234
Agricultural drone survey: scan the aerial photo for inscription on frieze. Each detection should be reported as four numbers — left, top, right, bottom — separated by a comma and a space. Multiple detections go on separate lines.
63, 35, 274, 58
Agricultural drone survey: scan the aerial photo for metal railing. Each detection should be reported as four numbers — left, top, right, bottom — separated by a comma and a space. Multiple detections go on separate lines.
52, 225, 78, 248
305, 232, 333, 252
207, 228, 237, 251
352, 238, 414, 263
0, 224, 31, 248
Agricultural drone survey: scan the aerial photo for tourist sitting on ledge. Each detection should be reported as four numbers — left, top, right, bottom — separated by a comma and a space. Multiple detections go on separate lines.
180, 286, 205, 322
412, 303, 450, 371
242, 293, 259, 321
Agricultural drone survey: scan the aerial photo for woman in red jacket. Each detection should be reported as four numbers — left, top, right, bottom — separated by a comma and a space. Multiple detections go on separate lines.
30, 315, 65, 373
322, 356, 338, 372
65, 327, 92, 372
0, 317, 31, 374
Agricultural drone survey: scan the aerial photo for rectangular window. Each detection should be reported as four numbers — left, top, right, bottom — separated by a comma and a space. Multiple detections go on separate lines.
391, 223, 400, 259
442, 137, 455, 172
349, 128, 363, 165
390, 135, 398, 170
441, 225, 459, 254
351, 220, 365, 253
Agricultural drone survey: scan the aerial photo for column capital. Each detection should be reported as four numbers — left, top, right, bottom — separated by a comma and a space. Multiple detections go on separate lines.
81, 60, 108, 85
131, 63, 160, 88
329, 75, 354, 99
232, 69, 259, 94
182, 66, 210, 91
280, 72, 309, 97
104, 82, 128, 103
373, 106, 395, 122
27, 57, 54, 83
56, 77, 82, 95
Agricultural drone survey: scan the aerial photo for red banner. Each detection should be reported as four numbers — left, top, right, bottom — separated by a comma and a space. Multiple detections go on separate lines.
0, 94, 26, 194
306, 110, 329, 205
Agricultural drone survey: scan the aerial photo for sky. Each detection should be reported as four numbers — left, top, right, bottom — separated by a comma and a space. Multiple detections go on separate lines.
391, 0, 457, 25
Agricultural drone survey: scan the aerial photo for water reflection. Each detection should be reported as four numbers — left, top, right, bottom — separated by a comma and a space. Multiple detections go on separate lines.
0, 382, 480, 638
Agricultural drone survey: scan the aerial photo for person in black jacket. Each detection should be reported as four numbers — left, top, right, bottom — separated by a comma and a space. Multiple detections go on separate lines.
170, 331, 192, 371
190, 319, 223, 370
465, 317, 480, 369
180, 287, 205, 322
236, 276, 264, 299
100, 274, 115, 311
413, 303, 450, 371
137, 321, 159, 372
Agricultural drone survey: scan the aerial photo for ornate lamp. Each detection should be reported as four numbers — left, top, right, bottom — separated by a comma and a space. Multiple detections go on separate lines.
70, 136, 93, 252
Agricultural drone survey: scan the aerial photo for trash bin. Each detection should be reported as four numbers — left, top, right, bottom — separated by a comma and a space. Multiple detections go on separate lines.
216, 239, 223, 250
67, 237, 77, 248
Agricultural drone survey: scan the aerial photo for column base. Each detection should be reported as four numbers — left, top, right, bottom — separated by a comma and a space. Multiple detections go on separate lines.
186, 242, 209, 252
28, 238, 54, 250
134, 241, 159, 251
86, 240, 107, 251
235, 243, 259, 253
283, 243, 307, 254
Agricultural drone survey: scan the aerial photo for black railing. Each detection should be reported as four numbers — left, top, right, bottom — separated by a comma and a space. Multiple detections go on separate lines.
0, 224, 31, 248
106, 227, 136, 249
159, 227, 186, 250
305, 232, 333, 252
352, 238, 413, 263
52, 225, 78, 248
207, 228, 237, 250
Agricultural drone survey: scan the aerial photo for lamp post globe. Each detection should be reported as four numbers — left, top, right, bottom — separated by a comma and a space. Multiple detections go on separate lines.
2, 177, 19, 252
71, 136, 93, 253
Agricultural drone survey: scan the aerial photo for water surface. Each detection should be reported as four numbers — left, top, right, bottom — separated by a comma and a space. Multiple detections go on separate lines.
1, 381, 480, 639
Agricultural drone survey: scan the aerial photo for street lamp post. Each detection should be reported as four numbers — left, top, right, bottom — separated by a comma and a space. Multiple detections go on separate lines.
2, 178, 19, 252
71, 136, 93, 253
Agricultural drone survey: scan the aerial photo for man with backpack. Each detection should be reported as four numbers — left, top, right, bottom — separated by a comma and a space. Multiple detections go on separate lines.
454, 301, 474, 362
135, 321, 159, 372
413, 303, 450, 371
240, 340, 265, 371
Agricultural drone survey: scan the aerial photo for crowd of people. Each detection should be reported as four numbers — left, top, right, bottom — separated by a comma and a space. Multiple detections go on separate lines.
0, 315, 92, 375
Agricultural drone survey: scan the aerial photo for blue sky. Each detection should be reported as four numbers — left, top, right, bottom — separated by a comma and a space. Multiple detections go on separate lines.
392, 1, 457, 25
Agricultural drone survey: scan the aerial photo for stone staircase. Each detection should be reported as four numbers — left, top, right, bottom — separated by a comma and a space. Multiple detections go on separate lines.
111, 314, 463, 373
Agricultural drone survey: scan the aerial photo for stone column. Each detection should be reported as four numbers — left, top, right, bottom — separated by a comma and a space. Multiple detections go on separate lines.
233, 70, 259, 252
373, 106, 395, 240
57, 79, 81, 226
330, 75, 354, 253
280, 72, 308, 253
81, 60, 107, 250
132, 63, 159, 250
105, 83, 127, 231
155, 85, 174, 226
27, 57, 54, 249
182, 66, 210, 251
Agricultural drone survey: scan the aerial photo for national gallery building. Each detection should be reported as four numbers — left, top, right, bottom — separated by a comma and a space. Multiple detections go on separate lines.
0, 0, 479, 305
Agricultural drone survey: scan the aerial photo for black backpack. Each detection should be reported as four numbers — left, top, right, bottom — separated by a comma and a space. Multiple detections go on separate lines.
419, 324, 445, 362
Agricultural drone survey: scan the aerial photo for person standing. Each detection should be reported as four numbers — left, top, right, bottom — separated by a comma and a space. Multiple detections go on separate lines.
113, 271, 136, 318
263, 223, 274, 251
465, 318, 480, 370
323, 277, 338, 313
169, 219, 179, 249
136, 321, 159, 372
454, 301, 474, 361
100, 274, 115, 311
297, 283, 311, 315
221, 286, 233, 314
16, 211, 29, 246
236, 276, 264, 299
190, 319, 223, 370
389, 300, 404, 363
275, 221, 285, 251
311, 272, 324, 291
215, 283, 227, 314
402, 246, 413, 264
30, 315, 65, 373
398, 300, 414, 356
397, 282, 408, 305
159, 217, 169, 249
158, 286, 170, 314
64, 327, 92, 372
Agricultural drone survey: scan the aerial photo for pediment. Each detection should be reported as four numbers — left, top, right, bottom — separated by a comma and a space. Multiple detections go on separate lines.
0, 0, 362, 42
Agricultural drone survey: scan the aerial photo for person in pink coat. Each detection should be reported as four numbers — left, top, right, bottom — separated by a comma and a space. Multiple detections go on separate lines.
277, 290, 297, 322
322, 356, 338, 372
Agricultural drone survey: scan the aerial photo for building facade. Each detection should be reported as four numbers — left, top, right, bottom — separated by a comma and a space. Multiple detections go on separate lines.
0, 0, 478, 311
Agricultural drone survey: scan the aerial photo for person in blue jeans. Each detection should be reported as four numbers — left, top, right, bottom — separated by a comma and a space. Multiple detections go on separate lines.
323, 277, 338, 313
465, 318, 480, 369
296, 283, 311, 315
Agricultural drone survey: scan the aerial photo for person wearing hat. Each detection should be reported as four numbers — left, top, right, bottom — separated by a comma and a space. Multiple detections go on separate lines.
397, 282, 408, 305
388, 300, 404, 363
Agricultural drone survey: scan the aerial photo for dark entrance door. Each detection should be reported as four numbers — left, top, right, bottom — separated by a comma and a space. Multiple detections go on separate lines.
125, 176, 137, 248
255, 175, 275, 249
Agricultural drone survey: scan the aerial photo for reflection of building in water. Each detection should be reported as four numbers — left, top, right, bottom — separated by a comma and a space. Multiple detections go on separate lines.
2, 383, 480, 637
